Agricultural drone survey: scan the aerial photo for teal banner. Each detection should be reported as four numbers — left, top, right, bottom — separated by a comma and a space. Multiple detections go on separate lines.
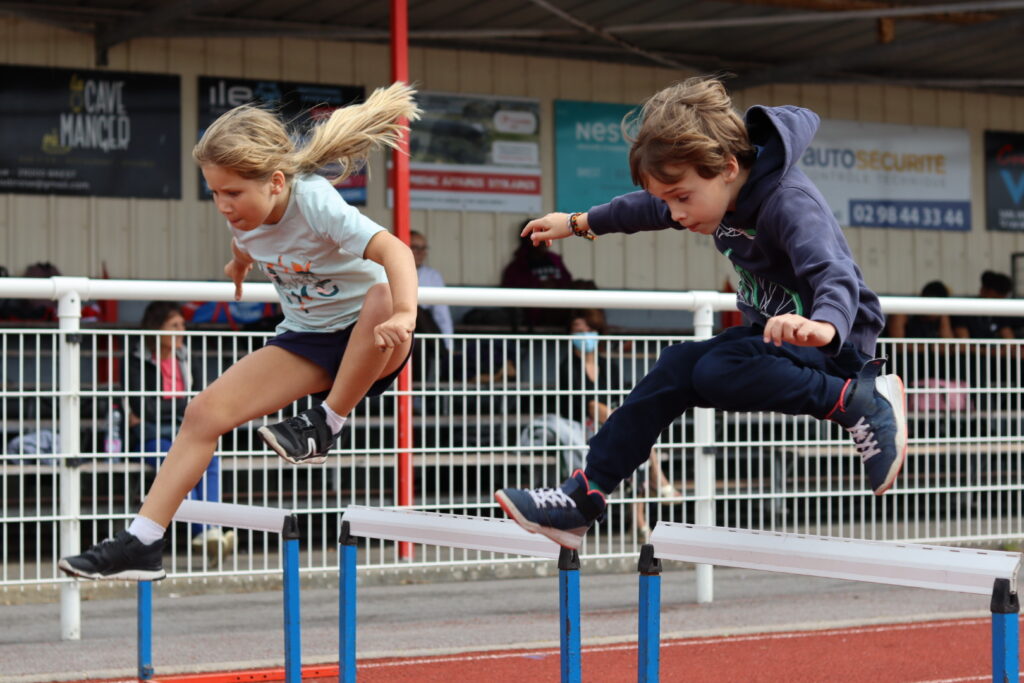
554, 100, 636, 213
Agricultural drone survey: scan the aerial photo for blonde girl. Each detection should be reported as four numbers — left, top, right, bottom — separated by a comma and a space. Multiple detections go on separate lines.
60, 83, 421, 580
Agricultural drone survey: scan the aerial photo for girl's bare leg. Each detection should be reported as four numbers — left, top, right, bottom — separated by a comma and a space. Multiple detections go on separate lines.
324, 283, 413, 415
138, 346, 332, 527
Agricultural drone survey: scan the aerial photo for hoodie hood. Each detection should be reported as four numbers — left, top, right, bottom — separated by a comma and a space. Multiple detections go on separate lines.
729, 105, 820, 227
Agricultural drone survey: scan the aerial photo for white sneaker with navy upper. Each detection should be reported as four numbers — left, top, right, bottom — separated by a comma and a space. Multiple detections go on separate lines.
495, 469, 607, 550
827, 358, 907, 495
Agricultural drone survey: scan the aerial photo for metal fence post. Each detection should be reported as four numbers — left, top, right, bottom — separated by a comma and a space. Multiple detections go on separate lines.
57, 283, 83, 640
692, 297, 716, 604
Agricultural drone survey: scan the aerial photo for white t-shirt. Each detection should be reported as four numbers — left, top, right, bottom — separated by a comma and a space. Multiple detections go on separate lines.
231, 174, 387, 334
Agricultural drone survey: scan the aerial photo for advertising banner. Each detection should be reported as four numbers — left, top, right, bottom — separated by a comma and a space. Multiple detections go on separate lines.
554, 100, 636, 213
984, 130, 1024, 231
198, 76, 365, 204
797, 119, 971, 231
404, 92, 541, 213
0, 64, 180, 198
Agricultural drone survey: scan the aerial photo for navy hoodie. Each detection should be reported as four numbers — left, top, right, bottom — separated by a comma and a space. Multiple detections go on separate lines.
586, 105, 884, 357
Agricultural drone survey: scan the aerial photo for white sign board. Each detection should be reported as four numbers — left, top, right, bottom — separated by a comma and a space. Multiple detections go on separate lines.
797, 119, 971, 231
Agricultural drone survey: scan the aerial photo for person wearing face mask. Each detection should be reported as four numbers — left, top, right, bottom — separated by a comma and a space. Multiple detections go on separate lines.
553, 309, 679, 541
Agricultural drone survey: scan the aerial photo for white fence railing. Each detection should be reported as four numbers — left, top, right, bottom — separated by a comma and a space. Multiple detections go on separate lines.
2, 279, 1023, 594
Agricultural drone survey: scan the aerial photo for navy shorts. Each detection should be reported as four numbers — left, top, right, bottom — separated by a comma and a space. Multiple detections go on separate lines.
265, 325, 413, 398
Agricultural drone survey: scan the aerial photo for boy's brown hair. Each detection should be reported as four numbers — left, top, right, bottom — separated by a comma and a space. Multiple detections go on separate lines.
625, 77, 756, 188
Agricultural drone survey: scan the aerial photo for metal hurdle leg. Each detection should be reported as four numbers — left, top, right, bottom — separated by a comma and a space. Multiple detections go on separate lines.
558, 547, 582, 683
137, 580, 153, 680
341, 507, 568, 681
282, 515, 302, 683
637, 544, 662, 683
991, 578, 1020, 682
157, 501, 301, 681
338, 521, 358, 683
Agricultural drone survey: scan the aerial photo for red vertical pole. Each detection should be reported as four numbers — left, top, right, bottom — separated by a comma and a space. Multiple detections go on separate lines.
390, 0, 414, 561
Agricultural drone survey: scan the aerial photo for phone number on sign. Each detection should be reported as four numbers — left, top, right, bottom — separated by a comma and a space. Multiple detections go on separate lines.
848, 200, 970, 231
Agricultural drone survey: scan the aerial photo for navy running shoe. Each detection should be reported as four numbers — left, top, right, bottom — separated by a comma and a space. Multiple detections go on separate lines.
259, 406, 335, 464
827, 358, 908, 495
495, 469, 606, 550
58, 530, 165, 581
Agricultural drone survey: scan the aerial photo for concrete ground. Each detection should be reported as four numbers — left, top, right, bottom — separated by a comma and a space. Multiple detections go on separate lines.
0, 560, 994, 683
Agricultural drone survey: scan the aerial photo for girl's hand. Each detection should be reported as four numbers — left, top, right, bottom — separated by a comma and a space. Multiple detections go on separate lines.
224, 258, 252, 301
763, 314, 836, 348
374, 311, 416, 351
521, 213, 576, 247
225, 238, 254, 301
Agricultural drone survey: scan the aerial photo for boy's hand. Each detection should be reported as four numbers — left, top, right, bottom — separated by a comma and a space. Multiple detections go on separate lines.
374, 311, 416, 351
763, 314, 836, 348
521, 213, 575, 246
224, 258, 253, 301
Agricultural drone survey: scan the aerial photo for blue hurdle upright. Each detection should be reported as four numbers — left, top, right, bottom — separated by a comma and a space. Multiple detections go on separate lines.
136, 500, 302, 682
338, 506, 575, 683
635, 523, 1022, 683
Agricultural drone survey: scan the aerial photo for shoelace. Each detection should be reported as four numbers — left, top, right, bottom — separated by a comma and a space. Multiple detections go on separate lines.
285, 414, 315, 432
527, 487, 577, 509
848, 417, 881, 461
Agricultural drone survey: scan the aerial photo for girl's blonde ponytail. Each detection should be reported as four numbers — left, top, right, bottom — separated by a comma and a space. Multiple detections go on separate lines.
294, 82, 422, 184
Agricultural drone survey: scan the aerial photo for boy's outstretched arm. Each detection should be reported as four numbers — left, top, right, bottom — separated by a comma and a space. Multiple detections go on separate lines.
364, 230, 418, 350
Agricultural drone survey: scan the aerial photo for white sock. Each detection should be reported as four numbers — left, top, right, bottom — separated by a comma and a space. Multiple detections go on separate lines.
127, 515, 166, 545
320, 402, 348, 435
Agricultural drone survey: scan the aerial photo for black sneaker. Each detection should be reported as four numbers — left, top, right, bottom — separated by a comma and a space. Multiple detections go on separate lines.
827, 358, 907, 495
258, 406, 335, 464
58, 530, 166, 581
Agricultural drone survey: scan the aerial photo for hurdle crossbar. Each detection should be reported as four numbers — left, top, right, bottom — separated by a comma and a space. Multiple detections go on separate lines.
173, 499, 293, 534
341, 506, 561, 559
650, 523, 1021, 595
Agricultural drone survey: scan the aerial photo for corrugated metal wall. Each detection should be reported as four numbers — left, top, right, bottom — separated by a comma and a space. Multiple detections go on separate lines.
3, 15, 1024, 296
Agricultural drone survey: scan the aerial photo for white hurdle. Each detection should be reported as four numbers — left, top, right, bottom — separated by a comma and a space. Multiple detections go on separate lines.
136, 500, 301, 682
338, 506, 577, 683
636, 523, 1022, 682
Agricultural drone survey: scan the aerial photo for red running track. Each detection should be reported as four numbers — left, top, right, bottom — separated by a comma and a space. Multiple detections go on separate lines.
144, 616, 1017, 683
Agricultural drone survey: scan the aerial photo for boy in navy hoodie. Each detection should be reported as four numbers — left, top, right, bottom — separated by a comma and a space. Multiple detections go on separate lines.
495, 77, 907, 550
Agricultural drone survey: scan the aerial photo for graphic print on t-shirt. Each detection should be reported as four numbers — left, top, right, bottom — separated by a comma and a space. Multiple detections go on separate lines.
264, 256, 341, 313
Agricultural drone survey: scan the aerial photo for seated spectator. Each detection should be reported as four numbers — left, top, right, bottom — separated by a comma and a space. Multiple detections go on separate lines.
501, 228, 574, 329
410, 230, 453, 347
886, 280, 955, 340
886, 281, 969, 416
410, 231, 455, 390
953, 270, 1015, 340
124, 302, 234, 566
460, 337, 517, 384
